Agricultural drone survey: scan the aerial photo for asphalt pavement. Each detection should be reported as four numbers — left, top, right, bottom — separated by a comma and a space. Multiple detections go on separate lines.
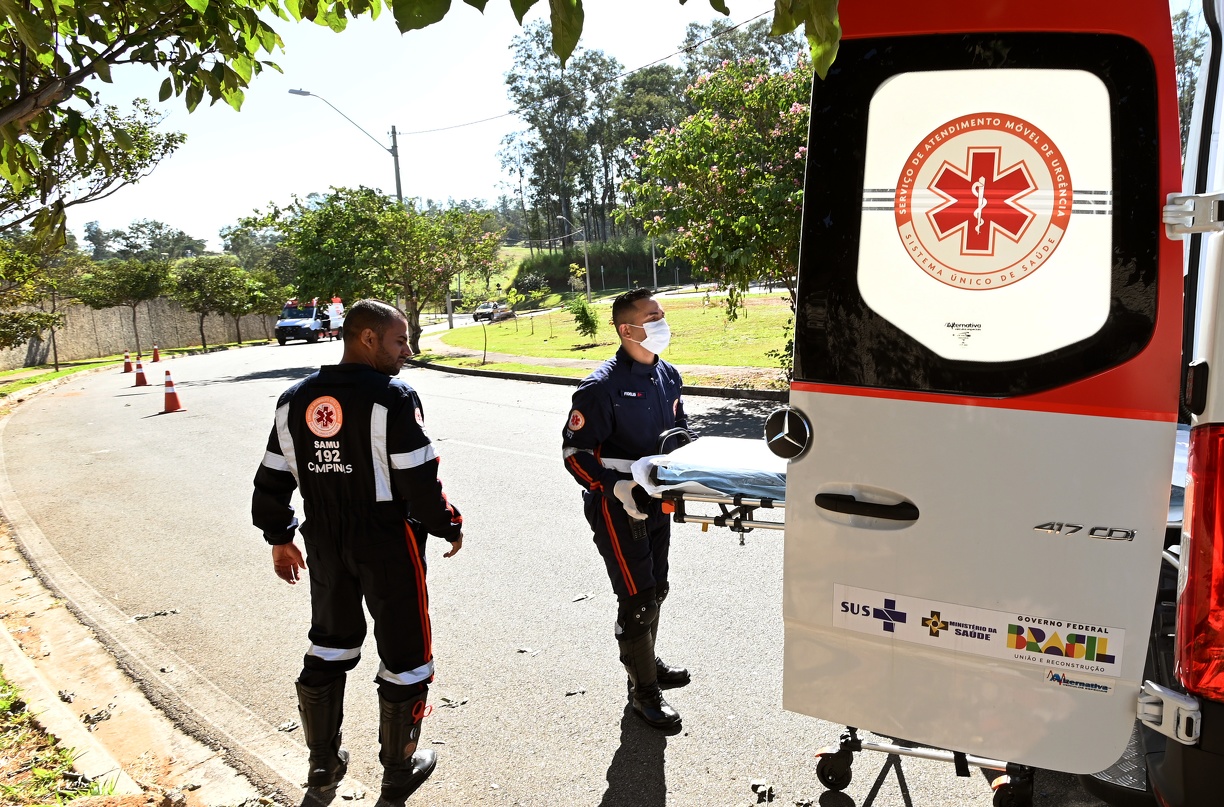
0, 341, 1110, 807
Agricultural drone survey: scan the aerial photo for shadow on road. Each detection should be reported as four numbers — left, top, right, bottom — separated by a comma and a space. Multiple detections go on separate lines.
176, 366, 318, 387
598, 707, 674, 807
685, 400, 776, 440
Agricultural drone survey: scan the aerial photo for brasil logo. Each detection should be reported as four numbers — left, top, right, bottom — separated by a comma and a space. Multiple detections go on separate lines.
895, 113, 1072, 290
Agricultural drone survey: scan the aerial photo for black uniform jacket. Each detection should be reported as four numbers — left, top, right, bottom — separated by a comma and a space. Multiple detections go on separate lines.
252, 363, 462, 546
562, 347, 688, 495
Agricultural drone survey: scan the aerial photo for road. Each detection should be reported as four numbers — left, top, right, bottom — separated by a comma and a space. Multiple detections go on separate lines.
0, 342, 1108, 807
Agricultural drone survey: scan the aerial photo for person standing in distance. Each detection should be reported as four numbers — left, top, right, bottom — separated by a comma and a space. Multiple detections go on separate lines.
562, 288, 692, 729
252, 299, 463, 805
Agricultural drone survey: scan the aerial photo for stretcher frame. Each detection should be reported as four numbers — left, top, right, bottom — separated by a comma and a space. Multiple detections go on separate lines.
654, 490, 785, 542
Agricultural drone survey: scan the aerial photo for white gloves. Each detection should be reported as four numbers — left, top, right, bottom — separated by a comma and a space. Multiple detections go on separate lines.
613, 480, 647, 521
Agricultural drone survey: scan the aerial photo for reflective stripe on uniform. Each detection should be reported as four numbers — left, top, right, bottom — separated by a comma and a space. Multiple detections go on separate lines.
599, 457, 635, 472
262, 450, 291, 473
390, 444, 437, 469
371, 403, 392, 502
376, 659, 435, 686
274, 403, 299, 483
306, 644, 361, 662
563, 447, 593, 459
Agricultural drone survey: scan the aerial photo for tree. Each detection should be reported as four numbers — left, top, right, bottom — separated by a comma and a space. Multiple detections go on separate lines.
620, 58, 812, 310
0, 100, 185, 237
247, 269, 293, 340
680, 18, 805, 84
114, 220, 207, 261
170, 256, 240, 349
75, 258, 170, 356
1174, 9, 1209, 153
221, 225, 282, 270
248, 186, 505, 353
567, 297, 598, 342
1, 0, 838, 240
0, 236, 65, 349
84, 221, 123, 260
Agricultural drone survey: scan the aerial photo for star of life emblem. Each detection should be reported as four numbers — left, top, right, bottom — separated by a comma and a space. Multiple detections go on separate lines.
894, 113, 1072, 290
306, 396, 343, 438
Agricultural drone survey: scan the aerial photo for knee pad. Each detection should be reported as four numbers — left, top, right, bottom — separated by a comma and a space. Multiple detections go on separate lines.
616, 588, 658, 639
655, 582, 669, 606
297, 667, 346, 689
377, 678, 428, 703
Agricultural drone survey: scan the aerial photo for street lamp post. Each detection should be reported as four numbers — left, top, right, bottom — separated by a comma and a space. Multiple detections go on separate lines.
289, 89, 403, 204
557, 215, 591, 303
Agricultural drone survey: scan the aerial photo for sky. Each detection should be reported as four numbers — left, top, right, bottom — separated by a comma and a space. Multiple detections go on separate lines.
71, 0, 1200, 251
73, 0, 777, 250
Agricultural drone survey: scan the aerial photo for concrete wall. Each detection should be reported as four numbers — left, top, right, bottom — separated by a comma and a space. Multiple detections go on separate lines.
0, 298, 277, 371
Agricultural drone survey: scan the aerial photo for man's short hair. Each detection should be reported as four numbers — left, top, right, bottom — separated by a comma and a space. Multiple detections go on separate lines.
612, 288, 654, 326
343, 299, 405, 343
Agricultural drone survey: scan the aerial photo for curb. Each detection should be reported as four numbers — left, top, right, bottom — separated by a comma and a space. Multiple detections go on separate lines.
0, 621, 144, 795
407, 359, 788, 402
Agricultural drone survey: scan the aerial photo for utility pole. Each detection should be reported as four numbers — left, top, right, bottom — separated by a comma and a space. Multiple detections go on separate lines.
390, 125, 403, 204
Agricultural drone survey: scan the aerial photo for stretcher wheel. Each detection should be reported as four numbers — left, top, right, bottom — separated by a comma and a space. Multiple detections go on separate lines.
816, 750, 853, 791
990, 775, 1033, 807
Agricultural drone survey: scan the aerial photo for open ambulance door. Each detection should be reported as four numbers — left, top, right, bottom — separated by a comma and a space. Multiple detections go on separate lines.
781, 0, 1183, 773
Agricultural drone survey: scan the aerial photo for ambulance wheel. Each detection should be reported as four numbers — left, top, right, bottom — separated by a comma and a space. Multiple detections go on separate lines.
277, 336, 286, 346
307, 331, 320, 343
816, 751, 853, 791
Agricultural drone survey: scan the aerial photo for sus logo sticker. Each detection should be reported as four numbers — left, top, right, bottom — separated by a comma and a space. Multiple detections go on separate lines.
307, 396, 343, 438
895, 113, 1071, 290
568, 410, 585, 431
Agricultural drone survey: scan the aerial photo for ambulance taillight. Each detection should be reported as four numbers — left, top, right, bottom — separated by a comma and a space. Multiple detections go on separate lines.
1177, 423, 1224, 700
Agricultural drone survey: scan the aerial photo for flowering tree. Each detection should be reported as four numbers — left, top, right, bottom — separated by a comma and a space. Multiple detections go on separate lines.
620, 58, 812, 310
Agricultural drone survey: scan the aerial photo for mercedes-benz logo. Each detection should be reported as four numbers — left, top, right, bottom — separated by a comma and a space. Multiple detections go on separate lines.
764, 406, 812, 460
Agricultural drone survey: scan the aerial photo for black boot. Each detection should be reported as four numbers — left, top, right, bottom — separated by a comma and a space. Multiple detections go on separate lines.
375, 691, 437, 807
295, 677, 349, 791
650, 610, 691, 690
619, 632, 682, 729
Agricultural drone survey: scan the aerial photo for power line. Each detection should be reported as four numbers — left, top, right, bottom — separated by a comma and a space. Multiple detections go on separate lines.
395, 7, 775, 137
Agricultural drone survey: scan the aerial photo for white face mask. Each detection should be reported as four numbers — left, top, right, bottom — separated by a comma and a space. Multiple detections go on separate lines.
627, 318, 671, 355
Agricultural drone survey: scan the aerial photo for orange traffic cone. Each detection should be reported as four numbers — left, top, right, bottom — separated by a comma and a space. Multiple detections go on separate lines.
133, 361, 149, 387
123, 351, 132, 373
162, 371, 185, 413
152, 344, 160, 362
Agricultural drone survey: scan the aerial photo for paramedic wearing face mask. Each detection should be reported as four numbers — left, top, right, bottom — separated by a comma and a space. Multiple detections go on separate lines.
561, 287, 692, 729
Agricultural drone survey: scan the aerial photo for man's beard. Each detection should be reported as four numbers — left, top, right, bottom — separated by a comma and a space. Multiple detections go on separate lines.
374, 346, 402, 376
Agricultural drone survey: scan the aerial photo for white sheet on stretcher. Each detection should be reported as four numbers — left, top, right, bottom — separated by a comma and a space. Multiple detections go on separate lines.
631, 436, 788, 499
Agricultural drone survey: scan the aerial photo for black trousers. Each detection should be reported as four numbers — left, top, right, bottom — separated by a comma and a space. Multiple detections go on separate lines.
583, 490, 670, 602
299, 520, 433, 698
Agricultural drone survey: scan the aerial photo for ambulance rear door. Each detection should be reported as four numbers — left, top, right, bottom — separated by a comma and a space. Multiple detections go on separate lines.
781, 0, 1184, 773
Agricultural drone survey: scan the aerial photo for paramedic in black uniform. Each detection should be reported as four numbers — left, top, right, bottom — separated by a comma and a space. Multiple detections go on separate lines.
562, 287, 692, 729
252, 299, 463, 805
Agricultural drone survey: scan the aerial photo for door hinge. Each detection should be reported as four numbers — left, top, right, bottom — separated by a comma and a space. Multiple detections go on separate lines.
1165, 192, 1224, 237
1138, 680, 1201, 745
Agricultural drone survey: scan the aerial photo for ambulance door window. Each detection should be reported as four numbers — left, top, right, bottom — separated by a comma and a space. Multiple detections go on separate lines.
794, 33, 1160, 397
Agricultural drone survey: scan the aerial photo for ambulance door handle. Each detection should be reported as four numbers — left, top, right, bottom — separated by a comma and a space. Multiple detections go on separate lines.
814, 493, 919, 521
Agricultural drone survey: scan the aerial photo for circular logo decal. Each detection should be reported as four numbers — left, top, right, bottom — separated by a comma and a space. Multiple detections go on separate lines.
568, 410, 585, 431
306, 396, 343, 438
895, 113, 1071, 290
414, 407, 424, 425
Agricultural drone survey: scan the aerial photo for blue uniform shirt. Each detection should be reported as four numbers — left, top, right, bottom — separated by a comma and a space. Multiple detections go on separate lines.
562, 347, 688, 496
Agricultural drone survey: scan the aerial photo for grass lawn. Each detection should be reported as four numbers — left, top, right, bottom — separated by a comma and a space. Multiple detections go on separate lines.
0, 673, 110, 803
414, 355, 590, 378
439, 294, 790, 367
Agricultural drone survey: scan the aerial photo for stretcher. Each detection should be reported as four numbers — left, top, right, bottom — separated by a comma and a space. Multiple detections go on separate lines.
632, 436, 786, 539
